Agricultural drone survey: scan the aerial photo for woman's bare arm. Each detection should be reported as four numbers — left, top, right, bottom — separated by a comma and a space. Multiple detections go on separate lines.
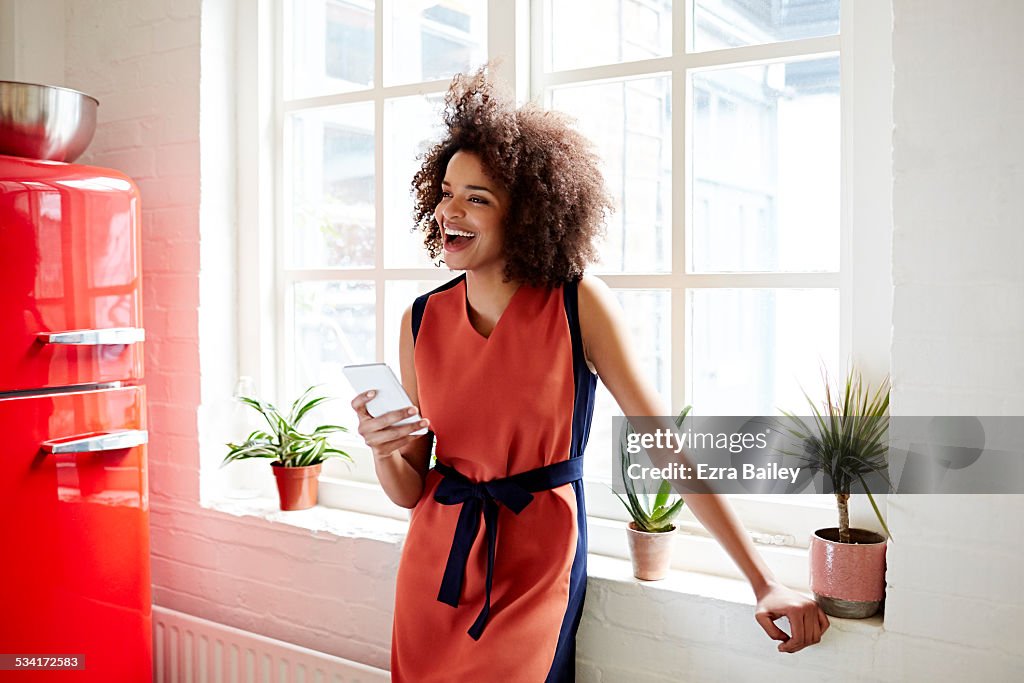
577, 275, 828, 653
353, 305, 433, 508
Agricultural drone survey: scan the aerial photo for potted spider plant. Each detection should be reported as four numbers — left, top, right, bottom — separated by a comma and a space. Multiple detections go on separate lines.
615, 407, 690, 580
222, 385, 351, 511
781, 368, 892, 618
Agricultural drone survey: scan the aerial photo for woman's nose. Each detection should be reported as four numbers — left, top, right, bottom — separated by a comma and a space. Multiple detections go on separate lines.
441, 198, 465, 219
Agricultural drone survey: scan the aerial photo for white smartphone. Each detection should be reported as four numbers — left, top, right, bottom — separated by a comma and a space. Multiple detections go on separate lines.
342, 363, 428, 436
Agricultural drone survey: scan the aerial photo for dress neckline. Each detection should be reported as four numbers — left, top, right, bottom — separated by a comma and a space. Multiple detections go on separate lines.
462, 277, 525, 342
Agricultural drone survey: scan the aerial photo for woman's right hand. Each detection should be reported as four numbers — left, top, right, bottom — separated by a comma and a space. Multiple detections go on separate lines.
351, 390, 430, 461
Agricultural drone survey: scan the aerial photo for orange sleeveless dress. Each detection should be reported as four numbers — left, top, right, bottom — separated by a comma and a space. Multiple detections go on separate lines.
391, 274, 596, 682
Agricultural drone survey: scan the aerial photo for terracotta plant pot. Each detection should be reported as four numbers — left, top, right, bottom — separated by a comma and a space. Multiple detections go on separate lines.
271, 462, 322, 511
626, 522, 677, 581
809, 527, 887, 618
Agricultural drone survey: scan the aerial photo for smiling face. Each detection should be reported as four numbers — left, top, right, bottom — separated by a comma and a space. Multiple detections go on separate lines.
433, 150, 510, 276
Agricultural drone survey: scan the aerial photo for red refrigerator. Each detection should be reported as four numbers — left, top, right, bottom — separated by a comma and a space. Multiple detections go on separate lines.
0, 153, 152, 681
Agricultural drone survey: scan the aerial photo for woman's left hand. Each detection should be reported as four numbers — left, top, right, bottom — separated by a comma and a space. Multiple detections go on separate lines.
754, 583, 830, 653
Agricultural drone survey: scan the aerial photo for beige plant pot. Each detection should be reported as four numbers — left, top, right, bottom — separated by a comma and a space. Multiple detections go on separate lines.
626, 522, 677, 581
271, 462, 321, 511
809, 527, 888, 618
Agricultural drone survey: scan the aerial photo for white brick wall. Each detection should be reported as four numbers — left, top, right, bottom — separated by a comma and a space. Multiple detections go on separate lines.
0, 0, 65, 85
6, 0, 1020, 680
884, 0, 1024, 680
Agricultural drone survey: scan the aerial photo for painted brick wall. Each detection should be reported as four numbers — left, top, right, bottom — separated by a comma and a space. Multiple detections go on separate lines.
881, 0, 1024, 680
37, 0, 1024, 680
65, 0, 203, 511
60, 0, 399, 670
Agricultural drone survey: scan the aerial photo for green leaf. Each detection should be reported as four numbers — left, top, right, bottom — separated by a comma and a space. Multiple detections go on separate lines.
780, 366, 891, 530
653, 478, 672, 513
322, 446, 353, 463
287, 384, 320, 423
293, 395, 332, 427
650, 498, 685, 525
224, 385, 347, 468
859, 474, 893, 541
615, 407, 689, 531
312, 424, 348, 435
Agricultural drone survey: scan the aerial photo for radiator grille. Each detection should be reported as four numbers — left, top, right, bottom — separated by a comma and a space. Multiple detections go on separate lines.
154, 606, 389, 683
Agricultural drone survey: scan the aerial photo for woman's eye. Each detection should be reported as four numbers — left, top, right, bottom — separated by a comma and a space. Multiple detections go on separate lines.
469, 197, 487, 204
441, 191, 453, 198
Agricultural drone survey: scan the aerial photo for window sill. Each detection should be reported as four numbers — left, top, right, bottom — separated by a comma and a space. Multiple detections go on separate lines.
203, 493, 409, 544
203, 494, 884, 637
585, 553, 884, 634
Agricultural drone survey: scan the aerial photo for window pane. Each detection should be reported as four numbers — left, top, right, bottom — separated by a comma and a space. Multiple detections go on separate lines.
547, 0, 672, 72
550, 76, 672, 274
584, 289, 671, 482
690, 57, 839, 272
385, 0, 487, 86
293, 280, 376, 431
689, 288, 838, 415
286, 0, 374, 99
384, 94, 446, 268
692, 0, 840, 53
286, 102, 375, 269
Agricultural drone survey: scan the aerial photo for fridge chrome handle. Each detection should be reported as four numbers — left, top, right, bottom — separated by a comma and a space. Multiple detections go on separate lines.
37, 327, 145, 345
41, 429, 149, 454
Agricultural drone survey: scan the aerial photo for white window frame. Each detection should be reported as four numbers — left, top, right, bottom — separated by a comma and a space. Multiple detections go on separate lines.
527, 0, 893, 589
235, 0, 892, 591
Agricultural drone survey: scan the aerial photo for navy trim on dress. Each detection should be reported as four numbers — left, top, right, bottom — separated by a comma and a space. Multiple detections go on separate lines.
561, 279, 598, 459
545, 278, 598, 683
431, 457, 586, 641
412, 274, 465, 345
410, 276, 462, 479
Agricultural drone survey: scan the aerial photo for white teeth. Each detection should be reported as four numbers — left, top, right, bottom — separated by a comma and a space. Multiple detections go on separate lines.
445, 227, 475, 238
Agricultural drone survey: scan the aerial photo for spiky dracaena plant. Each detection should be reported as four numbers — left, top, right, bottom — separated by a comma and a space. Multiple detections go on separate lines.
614, 407, 690, 533
223, 385, 351, 468
782, 369, 893, 543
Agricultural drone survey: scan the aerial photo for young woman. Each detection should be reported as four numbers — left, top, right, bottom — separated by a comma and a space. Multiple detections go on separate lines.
351, 66, 828, 682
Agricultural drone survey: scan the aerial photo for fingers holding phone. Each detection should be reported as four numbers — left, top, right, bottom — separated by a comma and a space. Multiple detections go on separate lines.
352, 391, 430, 458
345, 364, 431, 461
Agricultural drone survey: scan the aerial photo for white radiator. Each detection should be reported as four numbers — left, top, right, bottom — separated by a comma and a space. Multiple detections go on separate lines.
154, 606, 390, 683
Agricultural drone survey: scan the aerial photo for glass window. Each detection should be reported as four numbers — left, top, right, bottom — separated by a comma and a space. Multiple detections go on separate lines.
688, 288, 840, 415
292, 279, 376, 435
550, 75, 673, 273
691, 0, 841, 52
286, 102, 375, 269
385, 0, 487, 86
261, 0, 861, 562
383, 94, 447, 268
690, 57, 840, 272
286, 0, 375, 98
279, 2, 487, 444
547, 0, 673, 71
534, 0, 846, 550
584, 289, 672, 482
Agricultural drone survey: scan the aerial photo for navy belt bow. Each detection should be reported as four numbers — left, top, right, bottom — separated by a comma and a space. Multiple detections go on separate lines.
432, 457, 584, 640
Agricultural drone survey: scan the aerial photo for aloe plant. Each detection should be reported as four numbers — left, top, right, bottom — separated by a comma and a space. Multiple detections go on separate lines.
614, 407, 690, 533
781, 368, 892, 543
223, 385, 351, 468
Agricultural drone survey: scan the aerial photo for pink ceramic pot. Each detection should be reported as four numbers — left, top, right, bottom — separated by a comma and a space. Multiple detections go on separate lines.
627, 523, 677, 581
809, 527, 887, 618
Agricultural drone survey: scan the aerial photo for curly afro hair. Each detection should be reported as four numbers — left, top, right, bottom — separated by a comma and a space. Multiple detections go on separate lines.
411, 64, 613, 287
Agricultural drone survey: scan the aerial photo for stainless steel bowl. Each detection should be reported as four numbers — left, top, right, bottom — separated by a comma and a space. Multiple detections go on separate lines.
0, 80, 98, 163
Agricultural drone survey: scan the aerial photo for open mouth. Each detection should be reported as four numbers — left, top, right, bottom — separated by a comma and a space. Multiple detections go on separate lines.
444, 226, 476, 248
